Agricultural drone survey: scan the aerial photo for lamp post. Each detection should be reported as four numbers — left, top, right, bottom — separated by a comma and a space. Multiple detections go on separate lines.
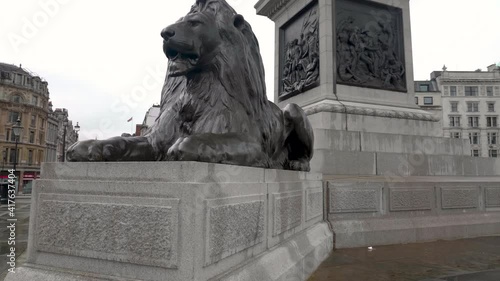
74, 122, 80, 140
0, 151, 6, 204
61, 120, 68, 162
12, 118, 24, 194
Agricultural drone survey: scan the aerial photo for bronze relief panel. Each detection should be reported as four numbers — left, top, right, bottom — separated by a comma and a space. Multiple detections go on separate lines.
279, 2, 320, 101
336, 0, 406, 92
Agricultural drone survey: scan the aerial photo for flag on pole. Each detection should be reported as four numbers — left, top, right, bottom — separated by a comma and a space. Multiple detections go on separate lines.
127, 117, 133, 122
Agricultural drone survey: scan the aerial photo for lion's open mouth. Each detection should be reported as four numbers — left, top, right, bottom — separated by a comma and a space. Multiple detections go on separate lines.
164, 43, 200, 76
166, 49, 200, 65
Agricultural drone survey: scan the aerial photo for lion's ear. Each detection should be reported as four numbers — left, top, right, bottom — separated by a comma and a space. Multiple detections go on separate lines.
233, 14, 245, 30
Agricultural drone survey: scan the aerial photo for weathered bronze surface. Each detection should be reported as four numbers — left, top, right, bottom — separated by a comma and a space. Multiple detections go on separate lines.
336, 0, 406, 92
67, 0, 314, 171
279, 3, 319, 100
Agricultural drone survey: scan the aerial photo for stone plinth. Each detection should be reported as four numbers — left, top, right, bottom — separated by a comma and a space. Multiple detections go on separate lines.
5, 162, 332, 281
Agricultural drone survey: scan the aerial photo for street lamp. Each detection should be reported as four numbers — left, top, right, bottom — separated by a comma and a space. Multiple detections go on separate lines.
74, 122, 80, 140
12, 118, 23, 171
12, 118, 23, 194
61, 120, 68, 162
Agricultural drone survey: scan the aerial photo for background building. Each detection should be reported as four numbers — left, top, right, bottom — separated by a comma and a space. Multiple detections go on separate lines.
45, 102, 59, 163
414, 79, 443, 123
53, 108, 79, 162
0, 63, 50, 193
416, 64, 500, 157
0, 63, 80, 194
139, 104, 160, 136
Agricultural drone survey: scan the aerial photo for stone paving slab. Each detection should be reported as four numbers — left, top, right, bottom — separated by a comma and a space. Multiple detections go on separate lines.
309, 236, 500, 281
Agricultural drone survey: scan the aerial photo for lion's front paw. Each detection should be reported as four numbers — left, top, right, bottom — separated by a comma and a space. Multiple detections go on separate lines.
66, 140, 103, 162
67, 138, 127, 162
166, 136, 221, 162
288, 160, 310, 172
166, 137, 200, 161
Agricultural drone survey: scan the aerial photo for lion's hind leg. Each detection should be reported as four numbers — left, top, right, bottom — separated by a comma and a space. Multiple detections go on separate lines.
283, 103, 314, 172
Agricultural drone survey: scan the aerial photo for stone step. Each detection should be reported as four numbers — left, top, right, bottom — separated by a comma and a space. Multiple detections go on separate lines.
314, 129, 470, 156
311, 149, 500, 176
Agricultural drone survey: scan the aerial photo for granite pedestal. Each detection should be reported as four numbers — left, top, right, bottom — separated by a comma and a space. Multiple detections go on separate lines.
5, 162, 332, 281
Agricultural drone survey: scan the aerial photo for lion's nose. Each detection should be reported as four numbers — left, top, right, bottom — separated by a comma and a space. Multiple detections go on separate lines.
161, 26, 176, 40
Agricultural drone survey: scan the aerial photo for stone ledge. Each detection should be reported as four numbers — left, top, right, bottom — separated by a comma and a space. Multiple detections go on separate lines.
304, 101, 440, 122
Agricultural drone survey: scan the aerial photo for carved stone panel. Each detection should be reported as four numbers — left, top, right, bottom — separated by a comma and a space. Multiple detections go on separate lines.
306, 188, 323, 221
36, 193, 179, 268
273, 191, 303, 236
390, 188, 433, 211
328, 183, 380, 214
205, 195, 265, 266
279, 2, 319, 101
441, 187, 478, 209
336, 0, 406, 92
485, 187, 500, 208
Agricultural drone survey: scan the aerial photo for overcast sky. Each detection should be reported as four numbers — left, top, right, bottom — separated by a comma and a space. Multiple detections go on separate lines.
1, 0, 499, 140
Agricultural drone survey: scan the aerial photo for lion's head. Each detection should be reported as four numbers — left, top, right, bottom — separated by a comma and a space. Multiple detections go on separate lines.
159, 0, 268, 115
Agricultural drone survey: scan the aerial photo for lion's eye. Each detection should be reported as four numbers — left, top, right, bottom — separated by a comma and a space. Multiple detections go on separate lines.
188, 20, 202, 27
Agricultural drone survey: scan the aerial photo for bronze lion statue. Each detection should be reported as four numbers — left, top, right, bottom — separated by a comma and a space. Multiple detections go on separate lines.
67, 0, 314, 171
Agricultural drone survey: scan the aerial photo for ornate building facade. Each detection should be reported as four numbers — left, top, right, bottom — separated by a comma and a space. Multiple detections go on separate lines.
0, 63, 50, 193
0, 63, 79, 194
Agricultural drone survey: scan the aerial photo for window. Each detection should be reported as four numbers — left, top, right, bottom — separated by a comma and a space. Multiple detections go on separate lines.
29, 131, 35, 143
450, 116, 461, 127
28, 150, 33, 165
1, 71, 11, 80
9, 148, 19, 163
40, 118, 45, 129
487, 116, 498, 127
467, 102, 479, 112
488, 132, 497, 145
419, 84, 429, 92
423, 97, 433, 105
450, 86, 457, 96
450, 102, 459, 112
469, 132, 480, 145
488, 102, 495, 112
468, 116, 479, 127
487, 86, 494, 96
11, 94, 23, 103
489, 150, 498, 158
32, 96, 38, 106
31, 115, 36, 127
472, 149, 480, 157
415, 97, 418, 104
8, 111, 21, 123
451, 132, 461, 139
465, 86, 478, 96
39, 133, 44, 145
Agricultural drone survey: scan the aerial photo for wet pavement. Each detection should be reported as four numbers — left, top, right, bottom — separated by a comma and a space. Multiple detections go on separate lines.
0, 196, 30, 280
309, 236, 500, 281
